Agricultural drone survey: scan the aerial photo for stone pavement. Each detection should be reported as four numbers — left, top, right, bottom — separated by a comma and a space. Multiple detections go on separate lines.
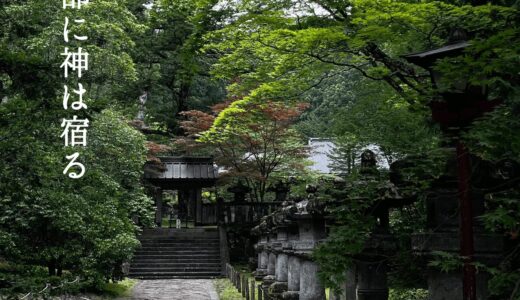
123, 279, 219, 300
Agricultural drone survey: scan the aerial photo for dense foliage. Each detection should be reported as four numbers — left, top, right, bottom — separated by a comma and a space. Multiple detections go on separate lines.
0, 0, 154, 294
201, 0, 519, 298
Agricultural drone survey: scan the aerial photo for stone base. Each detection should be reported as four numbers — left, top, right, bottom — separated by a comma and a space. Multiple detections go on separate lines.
299, 260, 326, 300
355, 260, 388, 300
356, 289, 389, 300
282, 291, 299, 300
269, 281, 288, 299
428, 270, 490, 300
254, 269, 268, 280
262, 275, 276, 299
263, 275, 276, 285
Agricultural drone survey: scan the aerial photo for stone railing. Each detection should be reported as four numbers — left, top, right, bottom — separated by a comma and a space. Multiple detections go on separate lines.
226, 263, 264, 300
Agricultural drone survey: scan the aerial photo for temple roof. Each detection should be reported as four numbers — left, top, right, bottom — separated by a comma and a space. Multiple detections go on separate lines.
402, 41, 470, 68
144, 157, 218, 189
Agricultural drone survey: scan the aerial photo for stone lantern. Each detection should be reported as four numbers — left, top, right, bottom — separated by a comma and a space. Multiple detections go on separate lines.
403, 32, 504, 300
268, 180, 291, 202
228, 180, 252, 202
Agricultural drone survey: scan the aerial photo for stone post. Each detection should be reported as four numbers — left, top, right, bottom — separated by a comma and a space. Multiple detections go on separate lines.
292, 214, 326, 300
344, 269, 357, 300
270, 226, 289, 299
329, 268, 356, 300
283, 256, 301, 300
262, 233, 277, 298
407, 150, 504, 300
275, 254, 288, 283
355, 260, 388, 300
267, 252, 277, 277
281, 224, 300, 300
413, 232, 502, 300
299, 260, 325, 300
255, 235, 269, 280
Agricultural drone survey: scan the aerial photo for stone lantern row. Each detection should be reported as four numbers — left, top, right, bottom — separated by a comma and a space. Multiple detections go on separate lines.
252, 195, 327, 300
249, 149, 512, 300
251, 183, 402, 300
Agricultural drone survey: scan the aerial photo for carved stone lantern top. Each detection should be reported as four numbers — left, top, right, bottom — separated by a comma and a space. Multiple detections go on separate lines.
268, 180, 291, 202
360, 150, 379, 176
227, 180, 252, 202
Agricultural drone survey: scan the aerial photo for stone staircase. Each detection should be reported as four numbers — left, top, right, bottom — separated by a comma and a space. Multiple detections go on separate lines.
129, 228, 222, 279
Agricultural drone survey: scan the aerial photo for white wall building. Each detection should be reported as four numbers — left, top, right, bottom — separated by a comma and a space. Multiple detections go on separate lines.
307, 138, 389, 174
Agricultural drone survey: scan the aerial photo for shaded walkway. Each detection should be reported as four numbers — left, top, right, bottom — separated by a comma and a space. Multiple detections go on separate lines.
124, 279, 219, 300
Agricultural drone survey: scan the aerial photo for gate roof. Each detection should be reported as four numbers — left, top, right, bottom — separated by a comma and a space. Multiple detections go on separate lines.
144, 157, 218, 189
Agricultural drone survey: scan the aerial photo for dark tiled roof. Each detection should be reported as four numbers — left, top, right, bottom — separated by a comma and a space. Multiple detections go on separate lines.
403, 41, 470, 67
144, 157, 218, 180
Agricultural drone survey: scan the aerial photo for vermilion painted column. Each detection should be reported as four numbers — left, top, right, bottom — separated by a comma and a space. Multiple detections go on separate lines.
456, 141, 476, 300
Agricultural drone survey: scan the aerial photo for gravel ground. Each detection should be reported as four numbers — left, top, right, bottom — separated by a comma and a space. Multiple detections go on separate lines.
121, 279, 219, 300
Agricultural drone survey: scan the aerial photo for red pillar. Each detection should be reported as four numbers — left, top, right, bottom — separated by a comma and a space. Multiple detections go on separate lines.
456, 141, 476, 300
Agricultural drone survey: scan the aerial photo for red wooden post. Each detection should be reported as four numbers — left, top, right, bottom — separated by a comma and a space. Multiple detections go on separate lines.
457, 141, 476, 300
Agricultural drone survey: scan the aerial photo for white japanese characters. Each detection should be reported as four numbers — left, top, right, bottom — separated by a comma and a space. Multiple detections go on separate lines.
61, 0, 90, 179
63, 153, 86, 179
60, 47, 89, 78
61, 116, 89, 147
63, 17, 88, 43
63, 0, 89, 10
63, 84, 88, 110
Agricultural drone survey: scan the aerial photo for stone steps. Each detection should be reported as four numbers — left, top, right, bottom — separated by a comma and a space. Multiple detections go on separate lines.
133, 258, 221, 264
135, 250, 219, 255
131, 262, 221, 267
139, 238, 220, 242
134, 254, 221, 259
131, 266, 221, 272
129, 272, 221, 279
129, 228, 222, 279
139, 241, 220, 245
138, 246, 219, 250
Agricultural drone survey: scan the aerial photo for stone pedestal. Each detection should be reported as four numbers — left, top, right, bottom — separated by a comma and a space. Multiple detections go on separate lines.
267, 253, 277, 276
275, 254, 288, 282
427, 270, 490, 300
413, 232, 503, 300
299, 260, 326, 300
269, 253, 288, 298
270, 226, 290, 299
345, 268, 357, 300
255, 250, 269, 279
330, 269, 357, 300
282, 256, 301, 299
355, 261, 388, 300
290, 211, 326, 300
263, 252, 277, 297
411, 154, 503, 300
255, 235, 269, 279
